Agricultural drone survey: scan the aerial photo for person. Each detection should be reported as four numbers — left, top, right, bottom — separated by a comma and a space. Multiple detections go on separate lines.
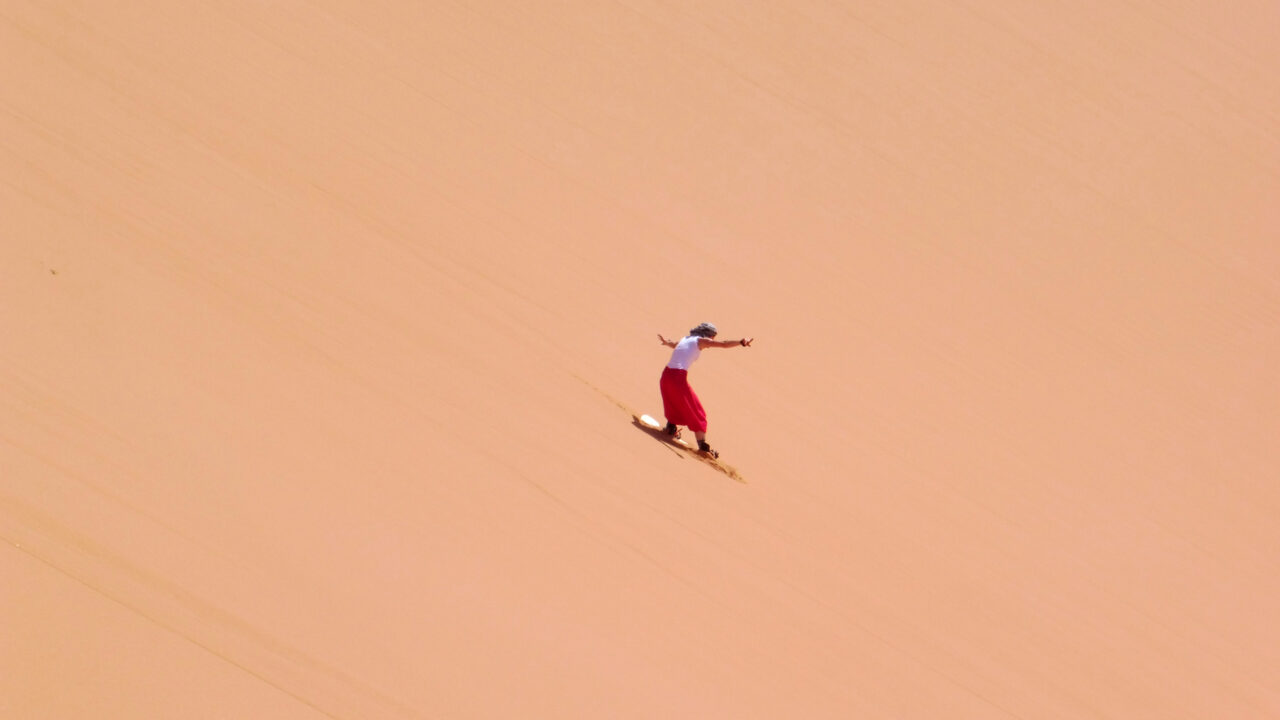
657, 322, 753, 458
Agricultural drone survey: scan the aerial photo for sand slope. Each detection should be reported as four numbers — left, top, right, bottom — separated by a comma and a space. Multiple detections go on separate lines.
3, 1, 1277, 717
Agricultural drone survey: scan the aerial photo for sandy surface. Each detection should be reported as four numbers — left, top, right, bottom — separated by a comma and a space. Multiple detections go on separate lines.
3, 1, 1278, 717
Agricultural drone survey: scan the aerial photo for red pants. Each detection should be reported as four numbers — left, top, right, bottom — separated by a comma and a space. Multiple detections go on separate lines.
660, 367, 707, 433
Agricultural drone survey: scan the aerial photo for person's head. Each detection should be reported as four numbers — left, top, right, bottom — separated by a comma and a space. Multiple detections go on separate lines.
690, 322, 718, 338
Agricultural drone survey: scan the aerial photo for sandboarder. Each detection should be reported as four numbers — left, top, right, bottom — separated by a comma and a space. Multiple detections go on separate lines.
657, 322, 753, 458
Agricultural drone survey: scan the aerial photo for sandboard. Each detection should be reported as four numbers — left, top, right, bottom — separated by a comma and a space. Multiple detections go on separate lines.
636, 414, 744, 483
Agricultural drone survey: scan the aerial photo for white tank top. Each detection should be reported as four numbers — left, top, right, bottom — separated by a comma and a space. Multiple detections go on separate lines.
666, 335, 702, 370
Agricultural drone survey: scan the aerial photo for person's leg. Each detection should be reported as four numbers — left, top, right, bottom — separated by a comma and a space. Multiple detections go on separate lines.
666, 369, 714, 455
660, 368, 691, 436
694, 431, 717, 457
687, 388, 714, 455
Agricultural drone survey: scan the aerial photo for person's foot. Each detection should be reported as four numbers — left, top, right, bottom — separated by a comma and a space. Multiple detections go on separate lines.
697, 440, 718, 458
664, 422, 680, 438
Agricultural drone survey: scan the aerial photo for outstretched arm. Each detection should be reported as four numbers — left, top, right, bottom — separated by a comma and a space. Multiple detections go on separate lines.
657, 334, 677, 348
699, 337, 754, 349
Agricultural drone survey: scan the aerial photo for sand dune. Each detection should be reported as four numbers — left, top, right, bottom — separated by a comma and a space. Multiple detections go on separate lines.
3, 1, 1277, 717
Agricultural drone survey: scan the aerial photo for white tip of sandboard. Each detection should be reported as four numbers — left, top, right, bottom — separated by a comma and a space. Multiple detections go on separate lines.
640, 414, 660, 428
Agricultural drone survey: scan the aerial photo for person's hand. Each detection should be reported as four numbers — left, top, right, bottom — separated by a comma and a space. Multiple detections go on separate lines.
658, 334, 671, 345
740, 338, 754, 347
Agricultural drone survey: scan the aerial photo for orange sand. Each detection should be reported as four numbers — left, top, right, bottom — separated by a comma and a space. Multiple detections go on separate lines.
3, 1, 1277, 717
